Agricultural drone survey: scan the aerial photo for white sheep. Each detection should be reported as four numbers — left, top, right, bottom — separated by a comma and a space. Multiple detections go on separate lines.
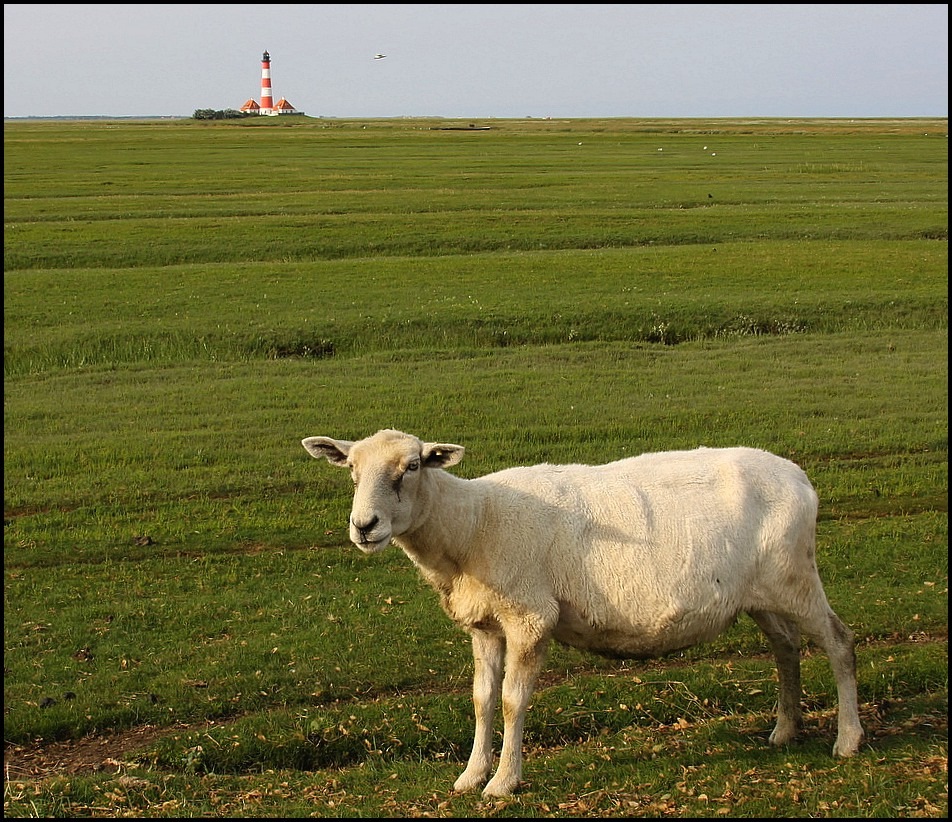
302, 428, 864, 797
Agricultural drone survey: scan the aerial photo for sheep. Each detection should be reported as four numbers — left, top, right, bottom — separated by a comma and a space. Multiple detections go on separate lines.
301, 428, 864, 797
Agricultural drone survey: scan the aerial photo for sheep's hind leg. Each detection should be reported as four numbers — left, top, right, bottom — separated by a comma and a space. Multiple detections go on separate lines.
749, 610, 804, 747
454, 629, 504, 793
798, 606, 864, 757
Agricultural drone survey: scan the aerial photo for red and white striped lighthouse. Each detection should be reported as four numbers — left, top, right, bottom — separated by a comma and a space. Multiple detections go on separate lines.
259, 50, 274, 114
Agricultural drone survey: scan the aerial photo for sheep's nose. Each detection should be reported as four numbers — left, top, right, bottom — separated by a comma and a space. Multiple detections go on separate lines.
351, 514, 379, 539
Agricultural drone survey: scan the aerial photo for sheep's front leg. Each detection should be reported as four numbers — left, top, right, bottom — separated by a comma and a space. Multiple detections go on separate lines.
454, 629, 504, 793
482, 634, 547, 797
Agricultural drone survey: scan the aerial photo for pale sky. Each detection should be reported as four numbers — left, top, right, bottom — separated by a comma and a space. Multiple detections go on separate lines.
3, 4, 948, 119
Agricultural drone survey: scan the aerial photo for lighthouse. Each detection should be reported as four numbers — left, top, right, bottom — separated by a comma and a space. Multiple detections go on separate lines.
259, 50, 274, 114
239, 51, 299, 115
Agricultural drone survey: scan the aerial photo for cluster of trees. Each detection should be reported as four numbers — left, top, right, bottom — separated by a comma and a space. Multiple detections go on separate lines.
192, 109, 251, 120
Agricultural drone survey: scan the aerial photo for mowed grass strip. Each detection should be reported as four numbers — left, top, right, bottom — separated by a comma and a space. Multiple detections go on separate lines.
3, 241, 947, 376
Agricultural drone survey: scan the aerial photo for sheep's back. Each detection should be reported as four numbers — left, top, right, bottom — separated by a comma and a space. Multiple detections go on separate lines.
480, 446, 813, 518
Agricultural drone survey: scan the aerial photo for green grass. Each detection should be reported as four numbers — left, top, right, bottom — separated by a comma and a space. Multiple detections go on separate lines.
4, 242, 948, 376
3, 115, 947, 817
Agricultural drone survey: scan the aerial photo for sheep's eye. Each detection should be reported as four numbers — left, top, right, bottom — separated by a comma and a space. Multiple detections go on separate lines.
406, 460, 420, 472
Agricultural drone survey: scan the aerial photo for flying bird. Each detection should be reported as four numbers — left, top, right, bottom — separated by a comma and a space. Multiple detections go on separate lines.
374, 53, 387, 59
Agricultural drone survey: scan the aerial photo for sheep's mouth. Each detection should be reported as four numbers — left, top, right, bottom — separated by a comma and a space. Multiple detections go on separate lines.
353, 536, 390, 554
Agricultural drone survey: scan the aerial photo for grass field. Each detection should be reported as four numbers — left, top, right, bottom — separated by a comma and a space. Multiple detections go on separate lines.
3, 115, 948, 817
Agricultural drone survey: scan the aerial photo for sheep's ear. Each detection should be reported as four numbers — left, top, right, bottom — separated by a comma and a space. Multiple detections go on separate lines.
302, 436, 353, 466
422, 442, 465, 469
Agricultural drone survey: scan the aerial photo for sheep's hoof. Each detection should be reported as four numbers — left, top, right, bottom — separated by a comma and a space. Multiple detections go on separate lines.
482, 775, 521, 798
833, 730, 864, 758
767, 720, 799, 747
453, 771, 487, 793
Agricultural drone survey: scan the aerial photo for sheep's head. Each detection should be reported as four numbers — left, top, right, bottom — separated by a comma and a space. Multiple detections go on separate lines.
302, 429, 464, 553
